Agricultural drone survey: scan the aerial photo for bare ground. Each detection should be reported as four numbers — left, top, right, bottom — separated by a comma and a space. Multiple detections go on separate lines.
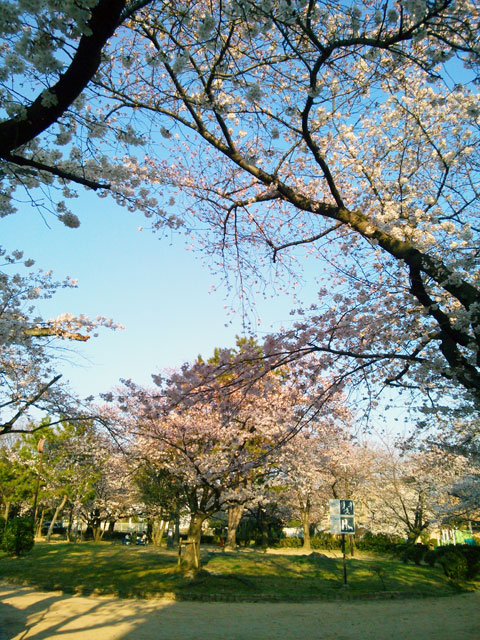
1, 583, 479, 640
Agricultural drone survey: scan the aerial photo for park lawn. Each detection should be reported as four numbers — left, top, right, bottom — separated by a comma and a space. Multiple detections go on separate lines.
0, 541, 475, 601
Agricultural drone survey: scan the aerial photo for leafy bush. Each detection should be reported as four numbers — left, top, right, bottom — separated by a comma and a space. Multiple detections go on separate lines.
435, 545, 480, 579
439, 551, 468, 582
460, 546, 480, 579
1, 517, 34, 556
424, 545, 480, 580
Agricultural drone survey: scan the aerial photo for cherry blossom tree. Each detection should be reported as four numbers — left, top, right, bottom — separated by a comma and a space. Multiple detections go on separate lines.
72, 438, 139, 542
0, 1, 175, 438
274, 402, 352, 550
419, 414, 480, 522
116, 355, 312, 571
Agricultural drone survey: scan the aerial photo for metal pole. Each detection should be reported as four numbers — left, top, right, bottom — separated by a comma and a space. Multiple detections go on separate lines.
341, 533, 347, 586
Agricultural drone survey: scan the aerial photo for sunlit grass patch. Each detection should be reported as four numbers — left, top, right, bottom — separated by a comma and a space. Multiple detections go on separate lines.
0, 541, 475, 601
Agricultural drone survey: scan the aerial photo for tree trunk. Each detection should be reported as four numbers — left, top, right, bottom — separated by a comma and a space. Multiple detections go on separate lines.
257, 507, 268, 549
66, 507, 74, 542
301, 507, 311, 552
349, 534, 355, 557
35, 508, 45, 538
46, 494, 67, 542
181, 513, 206, 572
151, 518, 167, 546
93, 524, 106, 542
225, 504, 243, 550
3, 501, 10, 523
406, 529, 422, 544
173, 511, 180, 545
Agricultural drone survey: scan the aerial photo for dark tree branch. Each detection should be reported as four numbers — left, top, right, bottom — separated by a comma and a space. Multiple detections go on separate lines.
0, 374, 62, 436
4, 154, 110, 191
0, 0, 126, 155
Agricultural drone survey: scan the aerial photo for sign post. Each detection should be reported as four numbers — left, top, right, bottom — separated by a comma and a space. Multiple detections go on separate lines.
329, 499, 355, 586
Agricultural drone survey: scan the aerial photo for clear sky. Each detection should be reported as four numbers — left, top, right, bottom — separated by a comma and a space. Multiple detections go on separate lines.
3, 188, 306, 400
2, 185, 414, 440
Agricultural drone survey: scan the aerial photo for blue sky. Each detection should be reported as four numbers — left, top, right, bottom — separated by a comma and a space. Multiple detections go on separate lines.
2, 184, 414, 440
3, 189, 305, 400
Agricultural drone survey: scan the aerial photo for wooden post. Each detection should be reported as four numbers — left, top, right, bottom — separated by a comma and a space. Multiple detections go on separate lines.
177, 540, 182, 568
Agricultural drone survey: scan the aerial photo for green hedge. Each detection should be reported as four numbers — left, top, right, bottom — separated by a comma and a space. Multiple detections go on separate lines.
440, 551, 468, 582
275, 534, 343, 550
275, 537, 303, 548
398, 544, 430, 565
276, 532, 405, 552
310, 533, 343, 550
356, 532, 405, 553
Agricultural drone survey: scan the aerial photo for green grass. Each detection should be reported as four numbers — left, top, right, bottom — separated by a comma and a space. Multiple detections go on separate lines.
0, 541, 477, 601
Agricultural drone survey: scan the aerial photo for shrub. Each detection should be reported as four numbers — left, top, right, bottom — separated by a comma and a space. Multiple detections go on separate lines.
200, 534, 215, 544
457, 546, 480, 580
424, 545, 480, 580
439, 551, 468, 582
1, 517, 34, 556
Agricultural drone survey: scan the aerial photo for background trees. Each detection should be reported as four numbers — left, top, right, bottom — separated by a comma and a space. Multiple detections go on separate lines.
274, 403, 353, 550
0, 419, 133, 542
361, 447, 468, 541
133, 463, 185, 546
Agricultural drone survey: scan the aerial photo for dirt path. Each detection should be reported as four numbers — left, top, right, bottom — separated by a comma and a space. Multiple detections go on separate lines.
1, 582, 479, 640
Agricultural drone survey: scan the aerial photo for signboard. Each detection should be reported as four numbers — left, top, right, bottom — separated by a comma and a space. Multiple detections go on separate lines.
329, 499, 355, 534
